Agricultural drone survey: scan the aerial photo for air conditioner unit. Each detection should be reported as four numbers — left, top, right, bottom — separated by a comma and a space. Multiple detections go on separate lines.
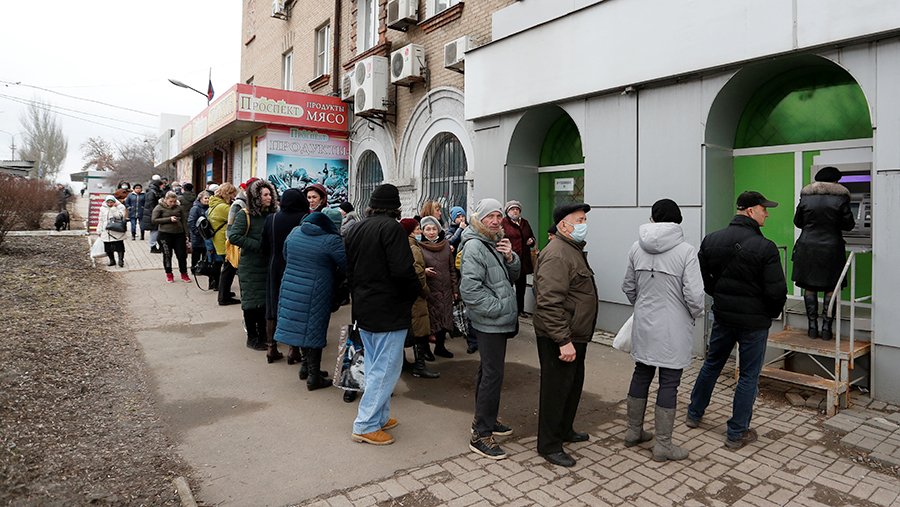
340, 70, 355, 102
354, 56, 389, 115
444, 35, 474, 73
390, 44, 425, 85
387, 0, 418, 30
271, 0, 288, 19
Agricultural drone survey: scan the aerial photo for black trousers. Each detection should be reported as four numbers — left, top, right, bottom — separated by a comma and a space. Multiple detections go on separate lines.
473, 329, 510, 437
158, 232, 187, 274
218, 260, 237, 303
628, 361, 683, 409
190, 245, 207, 271
536, 335, 587, 455
514, 274, 528, 314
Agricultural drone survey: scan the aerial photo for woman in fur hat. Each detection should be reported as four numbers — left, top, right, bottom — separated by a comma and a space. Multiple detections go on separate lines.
792, 166, 856, 340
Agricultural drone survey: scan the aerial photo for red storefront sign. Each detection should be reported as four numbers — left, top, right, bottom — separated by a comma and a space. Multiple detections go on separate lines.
180, 84, 349, 151
87, 193, 106, 233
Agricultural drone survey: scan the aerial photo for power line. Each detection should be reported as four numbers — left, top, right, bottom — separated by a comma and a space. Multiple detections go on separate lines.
0, 93, 156, 129
0, 80, 158, 117
0, 95, 150, 137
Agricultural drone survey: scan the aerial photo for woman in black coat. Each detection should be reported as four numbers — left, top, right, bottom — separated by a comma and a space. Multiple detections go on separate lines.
792, 166, 856, 340
262, 188, 310, 364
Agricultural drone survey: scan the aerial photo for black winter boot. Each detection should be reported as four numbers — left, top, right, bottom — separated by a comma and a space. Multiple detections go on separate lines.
265, 319, 283, 364
244, 310, 266, 351
412, 340, 440, 379
433, 331, 454, 358
254, 312, 269, 351
804, 292, 819, 339
107, 253, 116, 266
422, 341, 436, 362
117, 252, 125, 268
305, 348, 332, 391
821, 293, 835, 340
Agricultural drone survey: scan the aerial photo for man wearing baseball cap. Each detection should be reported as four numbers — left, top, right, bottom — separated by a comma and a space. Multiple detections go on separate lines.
686, 190, 786, 450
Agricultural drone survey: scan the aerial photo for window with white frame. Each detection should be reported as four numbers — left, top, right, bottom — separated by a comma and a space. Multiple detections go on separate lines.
357, 0, 378, 53
428, 0, 461, 18
282, 51, 293, 90
315, 24, 330, 77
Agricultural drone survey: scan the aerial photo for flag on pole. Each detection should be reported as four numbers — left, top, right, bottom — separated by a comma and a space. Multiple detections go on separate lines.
207, 68, 214, 103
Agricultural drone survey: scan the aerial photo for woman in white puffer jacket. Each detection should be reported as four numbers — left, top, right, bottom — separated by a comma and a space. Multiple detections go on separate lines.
98, 195, 128, 267
622, 198, 704, 462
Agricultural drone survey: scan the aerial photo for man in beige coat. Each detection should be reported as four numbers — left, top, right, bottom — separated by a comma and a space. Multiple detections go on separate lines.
532, 203, 598, 467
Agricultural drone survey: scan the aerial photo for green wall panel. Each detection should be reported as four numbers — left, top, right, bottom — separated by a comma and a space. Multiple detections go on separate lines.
537, 170, 584, 250
734, 153, 795, 288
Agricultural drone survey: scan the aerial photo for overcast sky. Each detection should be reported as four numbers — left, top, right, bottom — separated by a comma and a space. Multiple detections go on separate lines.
0, 1, 241, 184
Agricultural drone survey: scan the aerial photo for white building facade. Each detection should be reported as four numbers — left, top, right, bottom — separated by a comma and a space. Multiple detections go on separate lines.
466, 0, 900, 403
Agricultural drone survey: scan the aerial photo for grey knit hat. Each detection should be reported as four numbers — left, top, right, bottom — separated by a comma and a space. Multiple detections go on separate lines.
473, 198, 503, 221
419, 215, 441, 231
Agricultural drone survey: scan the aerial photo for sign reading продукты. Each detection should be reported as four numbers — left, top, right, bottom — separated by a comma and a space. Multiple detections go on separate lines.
180, 84, 349, 150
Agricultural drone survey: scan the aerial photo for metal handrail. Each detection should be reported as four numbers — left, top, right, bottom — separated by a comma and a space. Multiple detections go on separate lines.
826, 248, 870, 409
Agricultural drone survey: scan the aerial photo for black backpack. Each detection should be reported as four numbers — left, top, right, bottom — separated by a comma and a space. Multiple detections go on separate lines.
196, 212, 225, 240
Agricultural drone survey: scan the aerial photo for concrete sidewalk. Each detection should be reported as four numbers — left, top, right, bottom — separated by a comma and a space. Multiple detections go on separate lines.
111, 251, 900, 506
122, 269, 634, 506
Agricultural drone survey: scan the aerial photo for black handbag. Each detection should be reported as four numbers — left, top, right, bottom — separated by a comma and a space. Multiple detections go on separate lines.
106, 218, 126, 233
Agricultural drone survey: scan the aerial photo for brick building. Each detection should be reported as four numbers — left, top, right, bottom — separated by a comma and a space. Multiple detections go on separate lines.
241, 0, 516, 213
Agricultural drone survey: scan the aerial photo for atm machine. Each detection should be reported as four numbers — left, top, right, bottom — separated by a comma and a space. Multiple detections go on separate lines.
811, 163, 872, 247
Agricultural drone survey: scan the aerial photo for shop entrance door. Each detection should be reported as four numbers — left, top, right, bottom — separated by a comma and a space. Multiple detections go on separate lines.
537, 167, 584, 249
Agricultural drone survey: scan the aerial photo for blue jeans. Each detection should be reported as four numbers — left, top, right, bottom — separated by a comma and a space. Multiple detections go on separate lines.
353, 328, 406, 435
129, 215, 143, 237
687, 321, 769, 441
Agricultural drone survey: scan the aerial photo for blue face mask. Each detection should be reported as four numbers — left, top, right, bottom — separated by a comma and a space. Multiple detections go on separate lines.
415, 234, 422, 242
566, 221, 588, 242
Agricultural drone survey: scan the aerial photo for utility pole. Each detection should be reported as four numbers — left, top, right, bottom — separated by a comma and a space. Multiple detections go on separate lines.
0, 129, 17, 159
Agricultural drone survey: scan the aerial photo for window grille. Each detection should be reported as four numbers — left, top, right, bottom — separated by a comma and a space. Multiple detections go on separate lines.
421, 132, 467, 210
356, 150, 384, 210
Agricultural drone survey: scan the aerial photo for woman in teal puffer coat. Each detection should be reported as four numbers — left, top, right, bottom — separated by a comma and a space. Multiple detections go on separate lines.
275, 211, 347, 390
228, 179, 277, 351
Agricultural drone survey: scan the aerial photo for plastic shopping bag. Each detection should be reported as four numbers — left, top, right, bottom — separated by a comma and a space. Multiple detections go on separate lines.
90, 238, 107, 258
333, 322, 365, 392
612, 314, 634, 353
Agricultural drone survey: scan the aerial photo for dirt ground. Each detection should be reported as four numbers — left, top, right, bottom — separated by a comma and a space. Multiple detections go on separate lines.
0, 237, 191, 506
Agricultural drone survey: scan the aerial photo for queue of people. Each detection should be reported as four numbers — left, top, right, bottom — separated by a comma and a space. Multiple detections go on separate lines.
125, 165, 850, 469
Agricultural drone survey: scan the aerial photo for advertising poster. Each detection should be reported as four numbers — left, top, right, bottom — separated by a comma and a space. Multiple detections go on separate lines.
263, 126, 349, 208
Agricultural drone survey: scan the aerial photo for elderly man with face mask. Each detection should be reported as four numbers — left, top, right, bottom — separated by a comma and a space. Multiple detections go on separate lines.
459, 198, 521, 460
532, 203, 597, 467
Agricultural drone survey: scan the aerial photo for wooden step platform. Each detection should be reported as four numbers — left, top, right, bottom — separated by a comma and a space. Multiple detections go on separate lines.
767, 328, 871, 360
760, 328, 871, 416
760, 366, 841, 391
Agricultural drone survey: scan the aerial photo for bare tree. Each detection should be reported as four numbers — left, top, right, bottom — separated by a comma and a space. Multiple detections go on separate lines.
114, 135, 159, 185
80, 137, 116, 171
18, 99, 68, 180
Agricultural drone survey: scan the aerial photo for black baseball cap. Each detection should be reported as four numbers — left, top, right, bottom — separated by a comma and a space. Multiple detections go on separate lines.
736, 191, 778, 210
553, 203, 591, 224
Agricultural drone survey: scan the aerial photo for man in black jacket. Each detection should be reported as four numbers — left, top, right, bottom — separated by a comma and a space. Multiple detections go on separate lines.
687, 191, 787, 450
345, 184, 420, 446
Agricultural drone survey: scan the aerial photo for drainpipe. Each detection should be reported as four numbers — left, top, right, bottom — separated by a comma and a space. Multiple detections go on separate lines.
332, 0, 342, 96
